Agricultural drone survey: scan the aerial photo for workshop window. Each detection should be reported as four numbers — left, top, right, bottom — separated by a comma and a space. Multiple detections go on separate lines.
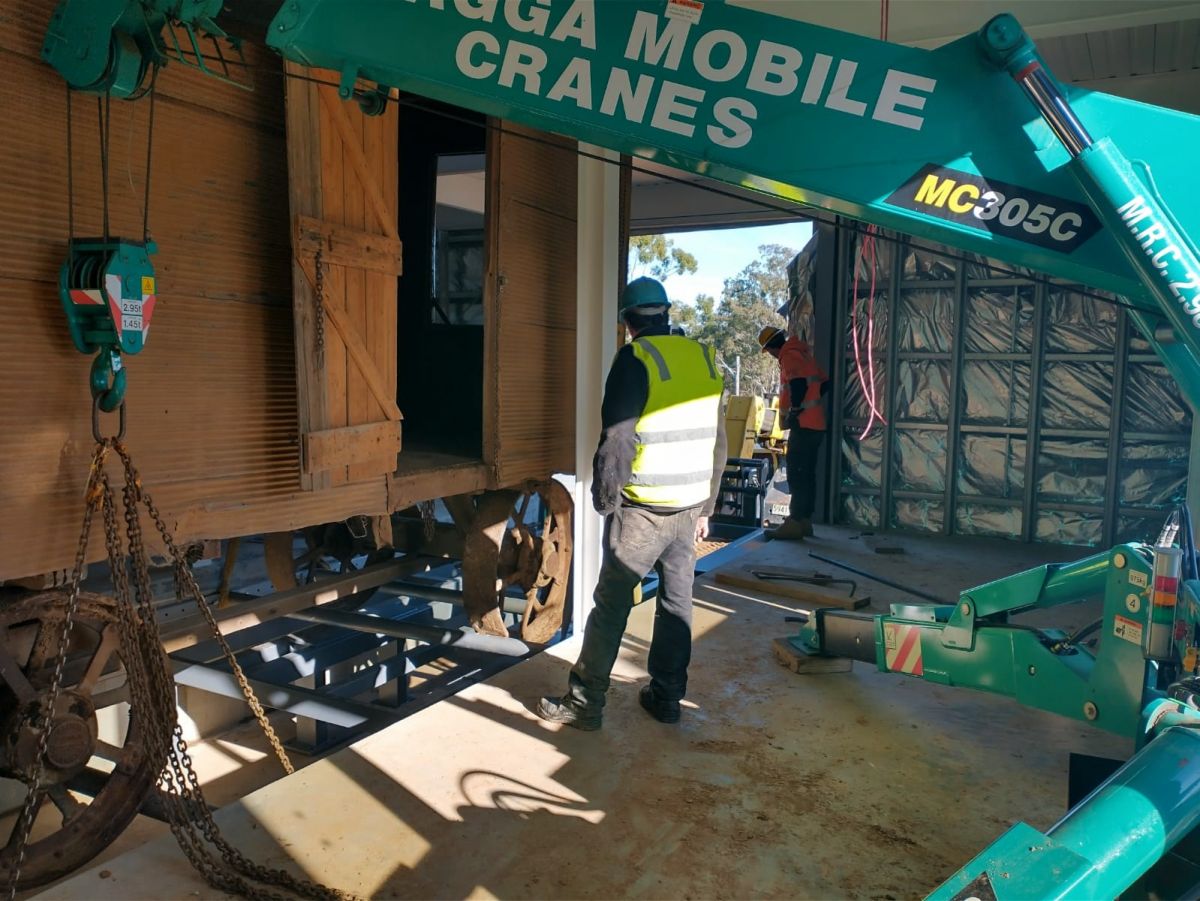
431, 153, 486, 326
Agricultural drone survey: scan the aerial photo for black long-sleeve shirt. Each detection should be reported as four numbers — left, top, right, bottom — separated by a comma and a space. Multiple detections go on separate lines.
592, 326, 728, 516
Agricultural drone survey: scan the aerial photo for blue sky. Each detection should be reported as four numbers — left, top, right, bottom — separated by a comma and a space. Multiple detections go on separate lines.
633, 221, 814, 306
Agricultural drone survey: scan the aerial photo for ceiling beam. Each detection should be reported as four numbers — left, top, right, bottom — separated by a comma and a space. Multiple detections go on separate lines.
730, 1, 1200, 48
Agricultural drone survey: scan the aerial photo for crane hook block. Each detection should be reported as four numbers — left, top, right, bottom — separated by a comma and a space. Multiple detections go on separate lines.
59, 239, 158, 357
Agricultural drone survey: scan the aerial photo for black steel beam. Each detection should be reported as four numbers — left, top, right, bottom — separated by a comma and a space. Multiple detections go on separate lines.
160, 555, 437, 654
288, 608, 530, 657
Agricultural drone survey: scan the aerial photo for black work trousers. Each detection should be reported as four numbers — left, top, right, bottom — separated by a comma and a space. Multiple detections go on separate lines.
566, 503, 701, 711
786, 427, 825, 521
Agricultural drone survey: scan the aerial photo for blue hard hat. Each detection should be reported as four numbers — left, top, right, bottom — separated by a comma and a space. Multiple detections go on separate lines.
619, 277, 671, 315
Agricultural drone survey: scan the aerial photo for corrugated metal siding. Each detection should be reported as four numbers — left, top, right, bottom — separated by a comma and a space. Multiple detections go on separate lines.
1039, 19, 1200, 81
0, 2, 384, 581
492, 125, 577, 485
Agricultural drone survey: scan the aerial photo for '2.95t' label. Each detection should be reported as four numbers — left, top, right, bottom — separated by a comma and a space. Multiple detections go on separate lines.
887, 164, 1102, 253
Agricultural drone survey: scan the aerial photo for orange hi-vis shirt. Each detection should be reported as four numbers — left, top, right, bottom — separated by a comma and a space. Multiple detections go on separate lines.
778, 337, 828, 431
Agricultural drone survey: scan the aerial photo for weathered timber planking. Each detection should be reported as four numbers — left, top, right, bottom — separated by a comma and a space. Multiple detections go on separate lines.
304, 422, 402, 474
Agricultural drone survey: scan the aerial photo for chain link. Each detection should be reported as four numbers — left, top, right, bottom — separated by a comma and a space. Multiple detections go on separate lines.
313, 247, 325, 368
4, 438, 358, 901
4, 446, 108, 899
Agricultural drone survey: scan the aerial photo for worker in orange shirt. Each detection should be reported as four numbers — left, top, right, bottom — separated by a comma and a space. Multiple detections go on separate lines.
758, 326, 829, 540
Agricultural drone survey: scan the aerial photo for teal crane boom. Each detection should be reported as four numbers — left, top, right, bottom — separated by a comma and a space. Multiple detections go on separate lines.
36, 2, 1200, 898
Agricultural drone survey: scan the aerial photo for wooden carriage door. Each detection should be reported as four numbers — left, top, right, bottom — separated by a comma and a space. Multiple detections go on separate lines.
486, 123, 578, 485
285, 66, 402, 490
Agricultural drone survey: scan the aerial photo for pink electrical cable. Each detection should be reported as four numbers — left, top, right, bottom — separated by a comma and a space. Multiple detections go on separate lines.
866, 230, 886, 424
861, 229, 887, 439
850, 229, 887, 439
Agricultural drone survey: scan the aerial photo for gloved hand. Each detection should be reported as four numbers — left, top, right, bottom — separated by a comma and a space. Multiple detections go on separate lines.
785, 408, 801, 429
695, 515, 710, 542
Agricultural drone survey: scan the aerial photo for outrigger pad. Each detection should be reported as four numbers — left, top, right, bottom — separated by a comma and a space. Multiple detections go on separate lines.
771, 637, 853, 674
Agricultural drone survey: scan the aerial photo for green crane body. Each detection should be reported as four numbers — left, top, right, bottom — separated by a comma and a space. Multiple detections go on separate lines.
37, 1, 1200, 897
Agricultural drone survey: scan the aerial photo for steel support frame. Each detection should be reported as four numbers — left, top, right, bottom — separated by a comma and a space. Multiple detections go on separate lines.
832, 232, 1190, 545
878, 233, 904, 531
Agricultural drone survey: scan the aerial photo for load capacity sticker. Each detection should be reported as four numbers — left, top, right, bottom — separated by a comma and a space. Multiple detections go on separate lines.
887, 164, 1102, 252
1114, 614, 1144, 645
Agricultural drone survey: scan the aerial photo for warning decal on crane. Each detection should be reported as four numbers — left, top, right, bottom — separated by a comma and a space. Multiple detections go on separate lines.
886, 164, 1102, 253
949, 871, 998, 901
883, 623, 924, 676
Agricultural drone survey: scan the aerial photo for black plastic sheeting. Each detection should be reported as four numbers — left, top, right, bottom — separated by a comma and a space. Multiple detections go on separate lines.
786, 234, 818, 338
1124, 363, 1190, 434
843, 285, 890, 423
898, 289, 954, 351
900, 242, 1035, 281
1036, 509, 1104, 545
1041, 362, 1113, 430
1045, 290, 1118, 352
841, 428, 883, 488
835, 230, 1193, 547
956, 503, 1023, 538
965, 287, 1034, 353
892, 498, 944, 532
1037, 439, 1108, 504
1119, 514, 1174, 546
961, 361, 1030, 426
841, 493, 880, 528
1120, 440, 1188, 507
893, 429, 946, 493
843, 358, 889, 421
896, 360, 951, 422
902, 244, 956, 281
851, 233, 894, 284
957, 434, 1026, 498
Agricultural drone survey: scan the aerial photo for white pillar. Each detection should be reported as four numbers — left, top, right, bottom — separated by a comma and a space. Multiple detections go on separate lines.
573, 145, 620, 631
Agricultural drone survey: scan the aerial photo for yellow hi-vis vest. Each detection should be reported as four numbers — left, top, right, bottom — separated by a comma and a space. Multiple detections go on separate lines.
624, 335, 724, 509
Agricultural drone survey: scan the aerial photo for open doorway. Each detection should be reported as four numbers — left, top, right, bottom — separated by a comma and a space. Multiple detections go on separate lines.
396, 101, 487, 465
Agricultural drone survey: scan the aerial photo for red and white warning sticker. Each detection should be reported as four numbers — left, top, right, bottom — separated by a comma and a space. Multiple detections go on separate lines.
666, 0, 703, 25
884, 623, 924, 676
1113, 614, 1143, 645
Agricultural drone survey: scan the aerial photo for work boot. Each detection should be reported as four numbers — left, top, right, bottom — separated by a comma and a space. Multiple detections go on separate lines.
536, 695, 602, 731
766, 517, 811, 541
639, 685, 681, 724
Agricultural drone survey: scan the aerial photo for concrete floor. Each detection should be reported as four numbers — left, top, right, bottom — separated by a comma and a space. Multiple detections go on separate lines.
37, 527, 1131, 900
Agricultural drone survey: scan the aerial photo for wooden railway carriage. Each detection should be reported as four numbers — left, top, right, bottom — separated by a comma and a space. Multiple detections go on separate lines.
1, 1, 592, 587
0, 1, 613, 886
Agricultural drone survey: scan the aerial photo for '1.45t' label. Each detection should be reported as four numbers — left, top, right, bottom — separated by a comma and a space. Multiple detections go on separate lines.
887, 164, 1102, 253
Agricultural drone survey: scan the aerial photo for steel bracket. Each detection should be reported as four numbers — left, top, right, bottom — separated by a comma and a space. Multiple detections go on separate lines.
942, 596, 978, 651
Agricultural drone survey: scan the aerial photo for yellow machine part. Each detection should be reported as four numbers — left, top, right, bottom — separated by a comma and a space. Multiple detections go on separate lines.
725, 395, 765, 459
762, 396, 785, 443
725, 395, 788, 458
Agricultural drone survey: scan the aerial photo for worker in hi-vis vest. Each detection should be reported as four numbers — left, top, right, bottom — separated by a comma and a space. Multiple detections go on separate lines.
538, 277, 726, 730
759, 326, 829, 541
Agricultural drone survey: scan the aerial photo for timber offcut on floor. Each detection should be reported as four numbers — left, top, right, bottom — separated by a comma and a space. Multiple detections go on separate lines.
39, 527, 1128, 900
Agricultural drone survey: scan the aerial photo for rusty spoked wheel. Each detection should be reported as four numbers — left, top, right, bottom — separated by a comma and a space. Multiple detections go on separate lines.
0, 591, 162, 890
461, 481, 574, 644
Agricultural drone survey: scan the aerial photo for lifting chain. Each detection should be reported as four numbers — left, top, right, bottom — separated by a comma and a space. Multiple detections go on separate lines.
4, 438, 358, 901
313, 246, 326, 368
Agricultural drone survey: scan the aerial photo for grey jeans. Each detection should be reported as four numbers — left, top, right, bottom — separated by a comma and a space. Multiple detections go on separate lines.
565, 503, 701, 711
